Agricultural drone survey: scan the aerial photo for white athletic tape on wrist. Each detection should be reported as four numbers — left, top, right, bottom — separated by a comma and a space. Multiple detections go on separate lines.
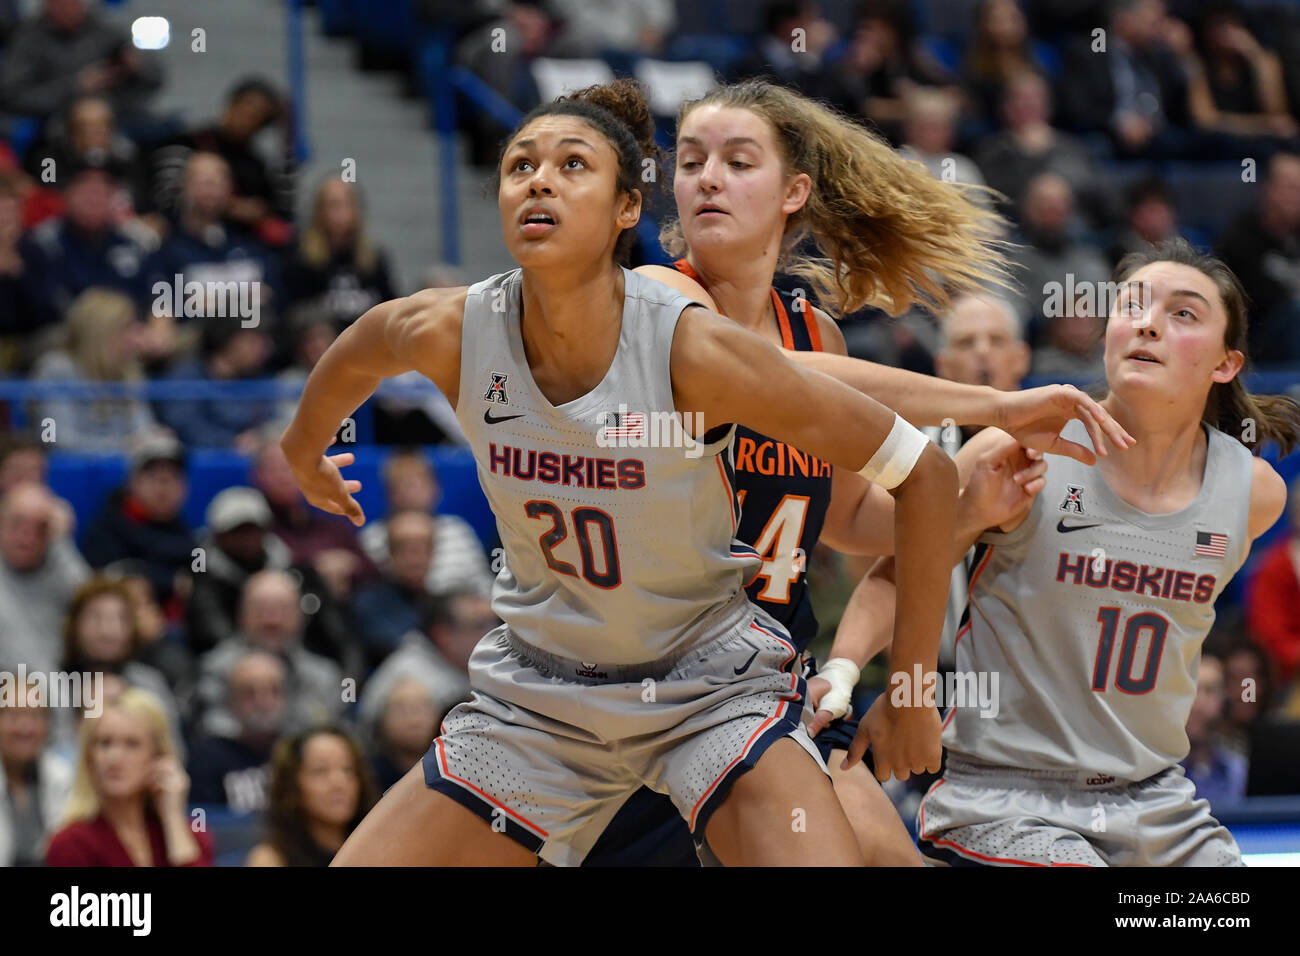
858, 414, 930, 489
817, 657, 860, 720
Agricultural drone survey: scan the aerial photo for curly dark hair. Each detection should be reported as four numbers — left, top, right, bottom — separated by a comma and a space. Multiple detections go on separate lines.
264, 726, 378, 866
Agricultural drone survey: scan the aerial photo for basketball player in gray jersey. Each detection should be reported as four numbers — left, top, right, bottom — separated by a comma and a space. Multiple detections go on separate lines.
280, 81, 966, 866
855, 240, 1299, 867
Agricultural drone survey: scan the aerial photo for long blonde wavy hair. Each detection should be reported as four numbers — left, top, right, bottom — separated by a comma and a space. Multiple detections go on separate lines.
661, 80, 1013, 317
61, 688, 179, 826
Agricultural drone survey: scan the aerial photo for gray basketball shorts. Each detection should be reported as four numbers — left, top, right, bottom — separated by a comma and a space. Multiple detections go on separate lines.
917, 757, 1244, 867
421, 597, 829, 867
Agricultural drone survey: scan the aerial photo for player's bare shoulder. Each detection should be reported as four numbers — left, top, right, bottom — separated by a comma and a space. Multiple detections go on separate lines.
1247, 454, 1287, 540
634, 264, 718, 312
808, 305, 848, 357
386, 286, 468, 406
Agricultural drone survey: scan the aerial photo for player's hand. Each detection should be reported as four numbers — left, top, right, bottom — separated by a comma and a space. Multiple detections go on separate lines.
963, 432, 1047, 530
287, 450, 365, 525
842, 692, 942, 783
806, 676, 849, 737
995, 385, 1135, 466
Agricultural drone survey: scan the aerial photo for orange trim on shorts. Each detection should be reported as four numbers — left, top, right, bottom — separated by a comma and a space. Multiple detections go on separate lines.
919, 778, 1094, 867
434, 737, 550, 839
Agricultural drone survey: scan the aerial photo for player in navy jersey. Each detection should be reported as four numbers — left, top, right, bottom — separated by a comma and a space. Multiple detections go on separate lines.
848, 241, 1300, 866
584, 79, 1133, 866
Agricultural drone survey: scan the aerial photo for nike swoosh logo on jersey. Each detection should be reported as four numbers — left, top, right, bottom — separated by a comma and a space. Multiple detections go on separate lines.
733, 648, 760, 675
1057, 518, 1103, 533
484, 409, 525, 425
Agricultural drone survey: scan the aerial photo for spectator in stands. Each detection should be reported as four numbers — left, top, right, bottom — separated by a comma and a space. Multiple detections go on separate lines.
58, 576, 183, 755
1182, 651, 1248, 806
1246, 476, 1300, 687
364, 676, 440, 793
899, 87, 988, 194
0, 0, 163, 125
451, 3, 558, 166
1221, 638, 1275, 746
195, 569, 345, 740
0, 482, 89, 674
144, 152, 282, 316
1059, 0, 1192, 157
820, 0, 954, 144
548, 0, 676, 56
1106, 177, 1185, 265
274, 308, 337, 427
148, 77, 292, 246
1007, 172, 1111, 337
963, 0, 1048, 123
0, 435, 49, 492
186, 486, 357, 673
730, 1, 838, 93
1030, 288, 1106, 382
45, 688, 213, 866
29, 288, 157, 451
975, 71, 1105, 227
157, 320, 274, 450
104, 559, 190, 691
284, 179, 396, 328
252, 438, 376, 600
1217, 150, 1300, 363
1181, 2, 1299, 151
188, 650, 287, 812
81, 433, 193, 604
19, 162, 149, 331
25, 96, 152, 216
0, 675, 74, 866
245, 726, 376, 866
352, 511, 440, 664
0, 175, 48, 353
933, 294, 1030, 397
358, 449, 493, 597
358, 591, 494, 746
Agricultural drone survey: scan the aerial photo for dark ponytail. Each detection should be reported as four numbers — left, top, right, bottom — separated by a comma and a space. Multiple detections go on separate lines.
1114, 238, 1300, 457
502, 78, 660, 264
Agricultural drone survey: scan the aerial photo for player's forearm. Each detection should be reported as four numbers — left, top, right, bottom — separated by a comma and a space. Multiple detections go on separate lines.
281, 301, 402, 460
829, 555, 897, 668
952, 488, 989, 562
789, 352, 1001, 428
888, 445, 956, 677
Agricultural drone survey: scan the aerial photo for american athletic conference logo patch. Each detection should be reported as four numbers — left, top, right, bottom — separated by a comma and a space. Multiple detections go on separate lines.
1060, 485, 1086, 514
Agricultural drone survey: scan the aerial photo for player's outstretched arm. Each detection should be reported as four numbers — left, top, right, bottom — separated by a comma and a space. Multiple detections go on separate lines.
787, 350, 1135, 464
673, 306, 953, 780
280, 288, 466, 525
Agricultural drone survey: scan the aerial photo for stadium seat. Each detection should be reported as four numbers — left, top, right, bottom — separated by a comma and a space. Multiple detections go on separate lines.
635, 60, 718, 116
663, 35, 750, 76
530, 59, 617, 104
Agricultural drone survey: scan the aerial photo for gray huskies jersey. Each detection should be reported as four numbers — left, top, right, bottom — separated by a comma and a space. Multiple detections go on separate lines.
945, 418, 1255, 781
455, 268, 760, 665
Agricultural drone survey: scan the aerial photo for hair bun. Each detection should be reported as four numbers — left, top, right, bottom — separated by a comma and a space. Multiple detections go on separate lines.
565, 78, 659, 162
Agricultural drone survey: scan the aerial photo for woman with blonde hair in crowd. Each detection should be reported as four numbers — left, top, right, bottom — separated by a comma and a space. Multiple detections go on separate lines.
45, 688, 212, 866
285, 178, 396, 328
30, 287, 157, 451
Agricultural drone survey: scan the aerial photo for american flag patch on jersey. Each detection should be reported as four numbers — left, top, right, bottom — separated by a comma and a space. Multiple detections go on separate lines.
600, 411, 645, 441
1195, 531, 1228, 557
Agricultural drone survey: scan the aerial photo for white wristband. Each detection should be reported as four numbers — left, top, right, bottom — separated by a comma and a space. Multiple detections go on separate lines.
816, 657, 861, 719
858, 413, 930, 490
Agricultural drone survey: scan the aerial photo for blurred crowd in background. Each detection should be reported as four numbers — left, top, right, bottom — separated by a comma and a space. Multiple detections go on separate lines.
0, 0, 1299, 866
